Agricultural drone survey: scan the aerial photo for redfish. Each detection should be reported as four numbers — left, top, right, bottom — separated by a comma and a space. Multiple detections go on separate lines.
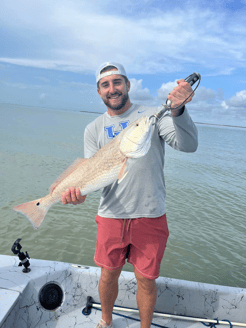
13, 116, 152, 230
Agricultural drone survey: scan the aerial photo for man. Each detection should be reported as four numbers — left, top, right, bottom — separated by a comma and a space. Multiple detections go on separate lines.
61, 62, 198, 328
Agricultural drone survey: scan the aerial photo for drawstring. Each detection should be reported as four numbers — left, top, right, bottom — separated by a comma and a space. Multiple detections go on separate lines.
121, 220, 126, 245
120, 219, 132, 244
127, 219, 132, 232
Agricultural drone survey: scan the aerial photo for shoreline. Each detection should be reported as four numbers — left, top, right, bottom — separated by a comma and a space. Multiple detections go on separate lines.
1, 102, 245, 129
194, 121, 246, 129
78, 109, 246, 129
79, 110, 246, 129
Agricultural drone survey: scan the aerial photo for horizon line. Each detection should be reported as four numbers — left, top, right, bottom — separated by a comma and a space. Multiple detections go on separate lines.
1, 102, 245, 129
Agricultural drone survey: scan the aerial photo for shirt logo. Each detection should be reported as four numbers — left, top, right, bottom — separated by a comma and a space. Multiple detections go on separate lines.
104, 121, 130, 139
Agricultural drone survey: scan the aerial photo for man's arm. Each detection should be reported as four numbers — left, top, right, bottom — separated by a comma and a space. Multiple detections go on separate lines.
158, 79, 198, 152
158, 108, 198, 152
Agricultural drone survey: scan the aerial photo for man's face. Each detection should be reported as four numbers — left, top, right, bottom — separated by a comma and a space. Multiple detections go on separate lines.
97, 69, 130, 111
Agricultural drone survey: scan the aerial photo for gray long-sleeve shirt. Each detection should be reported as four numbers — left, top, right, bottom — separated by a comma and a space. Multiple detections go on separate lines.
84, 104, 198, 219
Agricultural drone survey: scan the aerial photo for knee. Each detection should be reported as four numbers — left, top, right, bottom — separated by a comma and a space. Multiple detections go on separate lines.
135, 270, 156, 293
100, 267, 122, 285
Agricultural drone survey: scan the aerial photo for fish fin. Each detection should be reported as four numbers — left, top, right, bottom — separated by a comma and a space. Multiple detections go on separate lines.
118, 158, 128, 183
13, 196, 51, 230
118, 158, 138, 183
49, 158, 87, 194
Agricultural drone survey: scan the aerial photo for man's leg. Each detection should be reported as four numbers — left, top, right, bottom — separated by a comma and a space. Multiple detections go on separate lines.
134, 269, 157, 328
99, 267, 122, 325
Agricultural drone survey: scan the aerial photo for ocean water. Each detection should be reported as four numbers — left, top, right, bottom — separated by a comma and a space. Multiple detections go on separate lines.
0, 103, 245, 288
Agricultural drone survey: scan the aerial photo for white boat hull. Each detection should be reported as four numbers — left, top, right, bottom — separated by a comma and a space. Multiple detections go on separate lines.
0, 255, 245, 328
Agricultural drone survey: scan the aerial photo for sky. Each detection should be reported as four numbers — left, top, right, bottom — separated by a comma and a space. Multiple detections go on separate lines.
1, 0, 246, 126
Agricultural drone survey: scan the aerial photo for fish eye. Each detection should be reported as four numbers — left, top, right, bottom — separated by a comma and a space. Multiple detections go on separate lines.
136, 124, 139, 126
36, 202, 40, 206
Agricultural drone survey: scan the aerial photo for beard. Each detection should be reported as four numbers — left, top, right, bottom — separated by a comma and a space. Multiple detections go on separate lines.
103, 92, 129, 111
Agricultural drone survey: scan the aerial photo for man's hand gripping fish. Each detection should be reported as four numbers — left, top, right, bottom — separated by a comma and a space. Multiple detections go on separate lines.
13, 116, 152, 230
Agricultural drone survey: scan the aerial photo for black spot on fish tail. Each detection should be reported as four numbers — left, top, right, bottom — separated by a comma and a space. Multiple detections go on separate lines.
36, 202, 40, 206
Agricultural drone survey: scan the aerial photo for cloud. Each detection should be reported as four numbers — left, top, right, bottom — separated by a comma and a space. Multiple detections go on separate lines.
39, 93, 47, 104
0, 80, 41, 89
0, 0, 246, 76
219, 90, 246, 124
204, 67, 236, 77
36, 76, 50, 83
157, 81, 177, 101
40, 93, 47, 99
0, 58, 86, 72
222, 90, 246, 108
157, 81, 224, 109
58, 81, 95, 89
129, 78, 155, 105
1, 0, 246, 126
155, 81, 246, 125
191, 87, 224, 104
157, 80, 224, 105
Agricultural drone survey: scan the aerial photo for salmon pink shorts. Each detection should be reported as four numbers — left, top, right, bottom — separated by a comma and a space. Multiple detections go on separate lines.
94, 214, 169, 280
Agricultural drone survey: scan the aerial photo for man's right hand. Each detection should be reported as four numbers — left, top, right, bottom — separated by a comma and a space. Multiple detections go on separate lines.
61, 187, 86, 205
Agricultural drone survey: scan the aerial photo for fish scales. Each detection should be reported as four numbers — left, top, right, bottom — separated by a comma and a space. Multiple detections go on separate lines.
53, 137, 125, 197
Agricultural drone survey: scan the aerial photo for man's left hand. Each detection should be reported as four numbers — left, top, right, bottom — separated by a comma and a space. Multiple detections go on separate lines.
167, 79, 194, 116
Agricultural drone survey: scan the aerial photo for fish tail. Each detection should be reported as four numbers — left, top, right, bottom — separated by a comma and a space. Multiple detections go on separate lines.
13, 196, 52, 230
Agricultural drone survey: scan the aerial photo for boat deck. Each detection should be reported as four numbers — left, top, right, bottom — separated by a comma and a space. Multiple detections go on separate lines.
0, 255, 245, 328
42, 306, 203, 328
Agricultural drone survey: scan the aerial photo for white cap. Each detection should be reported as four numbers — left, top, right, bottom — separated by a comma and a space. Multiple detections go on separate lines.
96, 62, 127, 83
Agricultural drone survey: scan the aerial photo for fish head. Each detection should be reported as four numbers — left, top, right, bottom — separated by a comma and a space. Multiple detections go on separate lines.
119, 116, 152, 158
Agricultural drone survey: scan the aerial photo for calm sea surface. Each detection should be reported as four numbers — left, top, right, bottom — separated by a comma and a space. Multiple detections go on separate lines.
0, 104, 245, 288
